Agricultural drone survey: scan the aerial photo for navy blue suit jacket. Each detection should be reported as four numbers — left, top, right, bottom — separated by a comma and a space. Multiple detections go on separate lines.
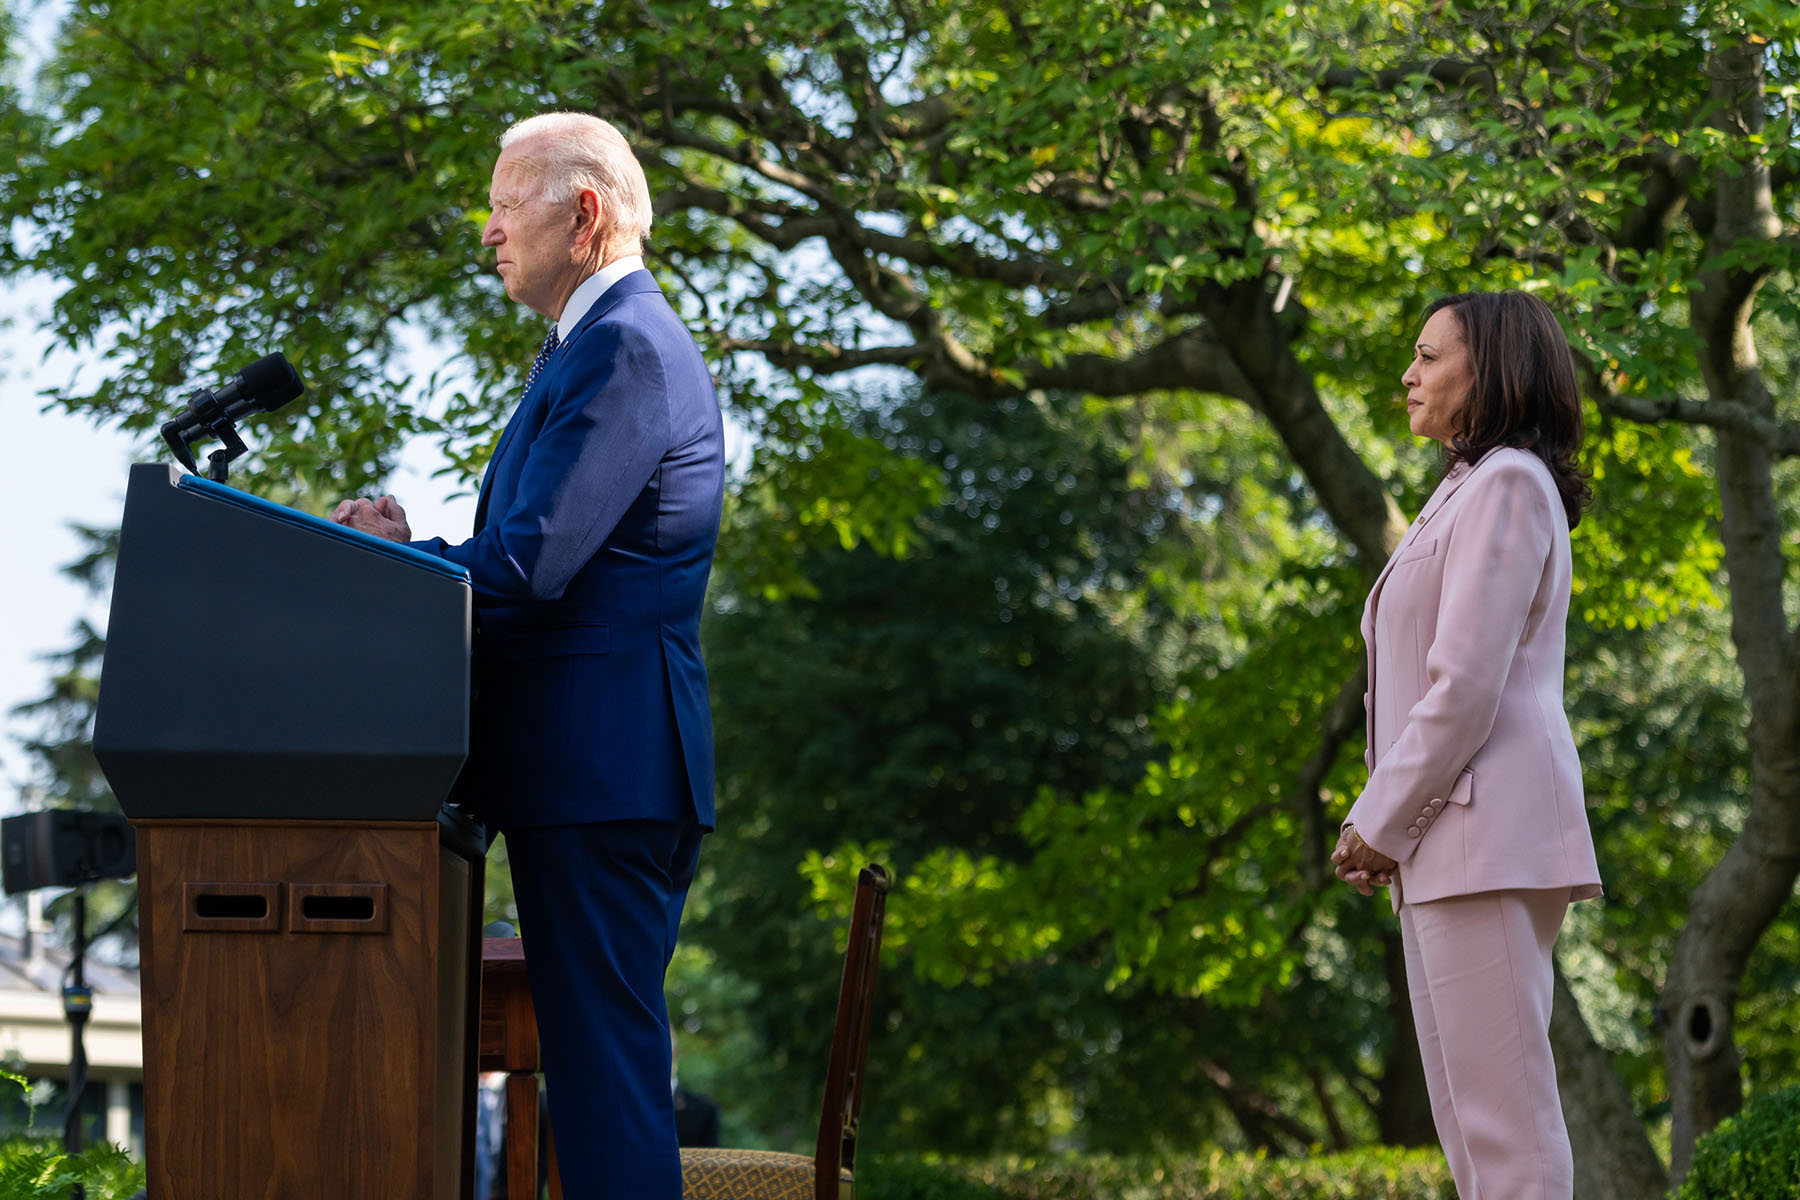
413, 270, 724, 830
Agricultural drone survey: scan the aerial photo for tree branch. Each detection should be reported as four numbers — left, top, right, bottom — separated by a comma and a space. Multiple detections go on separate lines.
1197, 1057, 1323, 1154
658, 127, 841, 207
661, 182, 1134, 310
1022, 325, 1257, 401
716, 337, 924, 373
718, 320, 1259, 407
1591, 388, 1800, 458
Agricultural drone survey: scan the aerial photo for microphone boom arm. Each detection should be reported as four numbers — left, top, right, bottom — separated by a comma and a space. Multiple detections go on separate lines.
160, 389, 250, 482
159, 352, 305, 483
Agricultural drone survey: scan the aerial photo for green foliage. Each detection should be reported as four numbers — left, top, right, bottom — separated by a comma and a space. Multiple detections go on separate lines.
0, 1140, 143, 1200
889, 564, 1365, 1005
0, 1075, 144, 1200
864, 1156, 1003, 1200
866, 1149, 1453, 1200
699, 386, 1228, 1153
1674, 1085, 1800, 1200
720, 416, 947, 603
1573, 425, 1723, 630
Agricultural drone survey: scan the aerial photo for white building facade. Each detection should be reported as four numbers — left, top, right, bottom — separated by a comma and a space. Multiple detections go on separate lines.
0, 920, 142, 1154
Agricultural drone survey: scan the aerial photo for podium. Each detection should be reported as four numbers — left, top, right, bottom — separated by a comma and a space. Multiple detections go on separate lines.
94, 464, 482, 1199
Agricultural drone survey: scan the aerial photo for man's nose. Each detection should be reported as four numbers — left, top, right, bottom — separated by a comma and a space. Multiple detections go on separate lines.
481, 217, 502, 246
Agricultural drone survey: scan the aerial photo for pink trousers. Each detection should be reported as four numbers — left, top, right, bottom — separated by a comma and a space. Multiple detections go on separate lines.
1399, 888, 1573, 1200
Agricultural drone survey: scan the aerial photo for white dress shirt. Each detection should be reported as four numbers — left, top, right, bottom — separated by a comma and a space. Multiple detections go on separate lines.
558, 255, 645, 340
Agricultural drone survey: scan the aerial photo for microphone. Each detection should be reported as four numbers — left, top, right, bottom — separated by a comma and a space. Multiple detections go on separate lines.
161, 352, 305, 476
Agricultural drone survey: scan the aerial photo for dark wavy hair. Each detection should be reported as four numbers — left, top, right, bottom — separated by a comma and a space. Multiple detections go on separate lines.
1424, 290, 1592, 529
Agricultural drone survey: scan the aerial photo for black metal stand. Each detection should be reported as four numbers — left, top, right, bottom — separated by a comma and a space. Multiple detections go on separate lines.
204, 423, 248, 482
160, 396, 248, 482
62, 891, 91, 1200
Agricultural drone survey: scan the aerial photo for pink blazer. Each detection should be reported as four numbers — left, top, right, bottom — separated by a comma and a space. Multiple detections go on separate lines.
1347, 447, 1601, 909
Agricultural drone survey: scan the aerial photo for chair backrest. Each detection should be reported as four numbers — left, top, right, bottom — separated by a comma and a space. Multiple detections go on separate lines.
813, 863, 892, 1200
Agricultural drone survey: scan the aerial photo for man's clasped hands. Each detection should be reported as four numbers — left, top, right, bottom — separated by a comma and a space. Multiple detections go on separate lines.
333, 495, 412, 543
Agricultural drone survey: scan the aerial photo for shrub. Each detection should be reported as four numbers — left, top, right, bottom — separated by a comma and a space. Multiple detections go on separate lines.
0, 1075, 145, 1200
1675, 1084, 1800, 1200
864, 1149, 1453, 1200
865, 1155, 1002, 1199
0, 1138, 144, 1200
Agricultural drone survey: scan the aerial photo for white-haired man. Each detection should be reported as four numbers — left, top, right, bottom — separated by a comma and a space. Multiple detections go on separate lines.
337, 111, 724, 1198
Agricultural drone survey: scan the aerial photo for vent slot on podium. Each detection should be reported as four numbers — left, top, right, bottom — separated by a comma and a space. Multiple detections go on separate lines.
302, 895, 375, 921
197, 894, 266, 920
288, 883, 389, 934
183, 882, 282, 932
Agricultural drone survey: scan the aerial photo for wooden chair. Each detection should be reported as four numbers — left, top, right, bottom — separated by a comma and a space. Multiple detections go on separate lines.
478, 861, 892, 1200
680, 862, 892, 1200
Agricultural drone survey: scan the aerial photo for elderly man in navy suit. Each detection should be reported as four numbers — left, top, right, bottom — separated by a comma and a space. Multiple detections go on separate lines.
335, 111, 724, 1199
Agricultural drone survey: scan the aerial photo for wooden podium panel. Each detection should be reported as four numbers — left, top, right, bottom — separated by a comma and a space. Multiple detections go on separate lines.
136, 819, 480, 1200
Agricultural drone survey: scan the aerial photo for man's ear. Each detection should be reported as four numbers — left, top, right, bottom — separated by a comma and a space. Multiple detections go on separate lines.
573, 186, 606, 249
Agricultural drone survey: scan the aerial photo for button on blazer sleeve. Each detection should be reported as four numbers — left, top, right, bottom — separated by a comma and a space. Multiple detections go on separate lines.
420, 322, 670, 606
1347, 457, 1560, 863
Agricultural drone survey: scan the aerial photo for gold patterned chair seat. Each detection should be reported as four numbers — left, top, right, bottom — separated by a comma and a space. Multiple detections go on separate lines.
680, 1146, 852, 1200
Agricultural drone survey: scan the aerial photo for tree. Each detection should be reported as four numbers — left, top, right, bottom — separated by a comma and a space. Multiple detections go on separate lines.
701, 384, 1416, 1153
1, 528, 144, 999
6, 0, 1799, 1189
8, 528, 117, 817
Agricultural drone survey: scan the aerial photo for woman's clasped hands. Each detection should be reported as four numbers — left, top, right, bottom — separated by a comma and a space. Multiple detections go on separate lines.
1331, 825, 1398, 897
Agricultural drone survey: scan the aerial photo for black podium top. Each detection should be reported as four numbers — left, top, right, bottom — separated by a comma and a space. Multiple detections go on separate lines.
95, 464, 474, 822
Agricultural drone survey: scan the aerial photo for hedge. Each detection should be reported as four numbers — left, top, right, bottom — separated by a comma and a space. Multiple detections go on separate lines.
1674, 1084, 1800, 1200
865, 1148, 1455, 1200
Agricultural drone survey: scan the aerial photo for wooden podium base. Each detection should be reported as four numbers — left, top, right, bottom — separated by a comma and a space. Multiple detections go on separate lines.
135, 819, 482, 1200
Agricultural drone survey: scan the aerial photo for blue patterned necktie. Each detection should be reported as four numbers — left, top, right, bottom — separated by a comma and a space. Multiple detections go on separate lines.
524, 327, 561, 393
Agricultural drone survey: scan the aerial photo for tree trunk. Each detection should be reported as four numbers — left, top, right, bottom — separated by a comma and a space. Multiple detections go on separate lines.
1375, 930, 1436, 1146
1658, 825, 1800, 1176
1661, 36, 1800, 1179
1209, 283, 1410, 567
1550, 968, 1669, 1200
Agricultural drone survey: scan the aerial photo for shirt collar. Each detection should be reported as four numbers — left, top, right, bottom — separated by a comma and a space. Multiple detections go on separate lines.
557, 255, 645, 341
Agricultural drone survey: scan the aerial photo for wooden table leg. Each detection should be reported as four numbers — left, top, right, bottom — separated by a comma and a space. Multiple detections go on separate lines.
505, 1071, 538, 1200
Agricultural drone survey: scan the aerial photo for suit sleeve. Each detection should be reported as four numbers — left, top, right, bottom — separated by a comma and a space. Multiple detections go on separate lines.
411, 323, 670, 606
1346, 458, 1558, 862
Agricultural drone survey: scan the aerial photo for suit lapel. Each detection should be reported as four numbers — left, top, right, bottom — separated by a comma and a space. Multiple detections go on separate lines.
1362, 457, 1467, 761
474, 366, 554, 531
1362, 459, 1477, 637
1408, 458, 1477, 536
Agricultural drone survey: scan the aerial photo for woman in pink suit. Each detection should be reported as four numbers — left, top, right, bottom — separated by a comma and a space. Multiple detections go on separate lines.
1331, 290, 1602, 1199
